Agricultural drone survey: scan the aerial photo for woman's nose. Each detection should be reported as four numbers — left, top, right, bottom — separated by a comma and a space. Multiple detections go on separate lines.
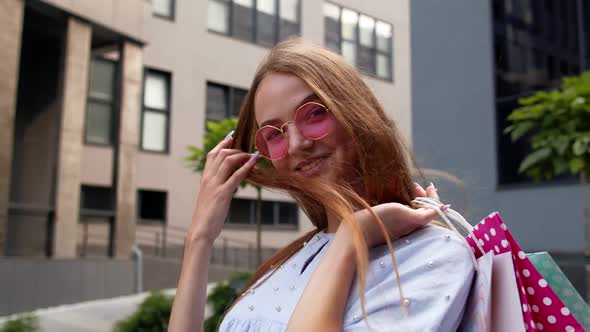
285, 123, 313, 155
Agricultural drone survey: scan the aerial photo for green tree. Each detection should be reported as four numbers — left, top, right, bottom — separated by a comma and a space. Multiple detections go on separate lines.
185, 118, 268, 265
504, 70, 590, 255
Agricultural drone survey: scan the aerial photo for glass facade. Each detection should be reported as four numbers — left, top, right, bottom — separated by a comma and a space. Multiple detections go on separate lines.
493, 0, 589, 184
324, 2, 393, 81
207, 0, 301, 46
206, 82, 247, 123
228, 198, 298, 227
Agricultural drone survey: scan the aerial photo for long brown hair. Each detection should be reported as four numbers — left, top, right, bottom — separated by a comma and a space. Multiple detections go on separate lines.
224, 38, 418, 327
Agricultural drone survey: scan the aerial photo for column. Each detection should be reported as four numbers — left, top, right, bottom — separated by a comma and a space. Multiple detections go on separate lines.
0, 0, 24, 255
53, 18, 91, 257
114, 42, 142, 258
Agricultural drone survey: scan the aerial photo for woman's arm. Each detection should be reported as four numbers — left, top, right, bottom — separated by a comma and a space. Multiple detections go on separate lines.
286, 184, 440, 331
168, 237, 213, 332
168, 133, 259, 332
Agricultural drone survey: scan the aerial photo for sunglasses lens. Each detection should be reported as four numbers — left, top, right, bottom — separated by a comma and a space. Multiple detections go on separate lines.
255, 127, 287, 160
296, 103, 333, 139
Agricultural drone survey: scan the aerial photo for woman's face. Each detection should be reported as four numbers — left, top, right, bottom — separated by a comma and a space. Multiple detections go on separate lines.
254, 72, 356, 181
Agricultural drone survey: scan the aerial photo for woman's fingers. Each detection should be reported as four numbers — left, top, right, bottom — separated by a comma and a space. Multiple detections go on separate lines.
203, 135, 235, 173
225, 152, 259, 188
217, 152, 252, 181
414, 182, 427, 197
426, 182, 440, 200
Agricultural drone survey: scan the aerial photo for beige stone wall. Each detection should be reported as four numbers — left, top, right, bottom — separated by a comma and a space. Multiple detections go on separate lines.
0, 0, 25, 255
114, 42, 143, 258
53, 18, 91, 258
41, 0, 150, 43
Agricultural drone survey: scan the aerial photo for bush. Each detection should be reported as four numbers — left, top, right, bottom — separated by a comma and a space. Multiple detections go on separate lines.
204, 272, 252, 332
115, 272, 252, 332
0, 313, 39, 332
113, 290, 173, 332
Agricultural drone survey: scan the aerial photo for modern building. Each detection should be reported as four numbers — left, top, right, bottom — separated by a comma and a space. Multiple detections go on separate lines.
1, 0, 588, 314
0, 0, 404, 261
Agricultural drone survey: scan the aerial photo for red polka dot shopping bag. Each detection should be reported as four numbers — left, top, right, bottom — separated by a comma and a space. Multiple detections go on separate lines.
412, 197, 585, 332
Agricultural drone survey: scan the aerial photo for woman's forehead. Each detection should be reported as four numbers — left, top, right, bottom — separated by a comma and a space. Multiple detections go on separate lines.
254, 73, 315, 125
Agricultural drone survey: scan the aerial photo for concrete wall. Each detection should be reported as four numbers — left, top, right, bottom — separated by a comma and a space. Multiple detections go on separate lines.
0, 258, 134, 316
409, 0, 585, 253
41, 0, 149, 42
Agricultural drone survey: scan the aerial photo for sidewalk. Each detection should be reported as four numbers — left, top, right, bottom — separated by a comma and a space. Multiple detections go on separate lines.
0, 285, 216, 332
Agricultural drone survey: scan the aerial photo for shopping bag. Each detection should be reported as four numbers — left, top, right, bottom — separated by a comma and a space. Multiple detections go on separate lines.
411, 198, 586, 332
491, 252, 526, 332
528, 252, 590, 330
458, 252, 494, 332
466, 212, 585, 332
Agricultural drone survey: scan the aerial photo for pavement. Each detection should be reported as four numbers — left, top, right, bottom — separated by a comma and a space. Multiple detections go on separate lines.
0, 284, 217, 332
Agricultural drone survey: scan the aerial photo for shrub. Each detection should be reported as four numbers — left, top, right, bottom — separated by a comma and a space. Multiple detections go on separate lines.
204, 272, 252, 332
113, 290, 173, 332
0, 313, 39, 332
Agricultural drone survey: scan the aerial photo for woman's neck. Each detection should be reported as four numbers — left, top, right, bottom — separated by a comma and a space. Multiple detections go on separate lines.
325, 210, 341, 233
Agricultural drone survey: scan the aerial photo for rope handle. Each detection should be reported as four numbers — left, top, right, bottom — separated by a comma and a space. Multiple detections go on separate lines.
411, 197, 486, 270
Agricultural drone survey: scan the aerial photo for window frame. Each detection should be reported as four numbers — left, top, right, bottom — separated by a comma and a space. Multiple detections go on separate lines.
323, 2, 394, 82
136, 189, 168, 224
225, 198, 299, 231
205, 81, 248, 126
152, 0, 176, 21
84, 57, 118, 146
80, 184, 115, 213
207, 0, 302, 48
140, 68, 172, 154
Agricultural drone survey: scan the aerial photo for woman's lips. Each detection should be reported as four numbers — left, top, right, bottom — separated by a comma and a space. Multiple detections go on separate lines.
297, 156, 327, 176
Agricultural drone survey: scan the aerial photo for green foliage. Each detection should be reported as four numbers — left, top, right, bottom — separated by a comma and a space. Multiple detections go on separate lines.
504, 71, 590, 181
0, 313, 39, 332
113, 290, 174, 332
185, 118, 240, 172
204, 272, 252, 332
184, 118, 270, 187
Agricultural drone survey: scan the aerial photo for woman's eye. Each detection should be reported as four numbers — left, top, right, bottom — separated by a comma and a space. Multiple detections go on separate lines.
305, 108, 326, 121
265, 131, 281, 141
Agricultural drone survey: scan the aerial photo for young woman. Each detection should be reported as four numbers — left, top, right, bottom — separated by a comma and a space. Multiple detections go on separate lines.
169, 39, 475, 331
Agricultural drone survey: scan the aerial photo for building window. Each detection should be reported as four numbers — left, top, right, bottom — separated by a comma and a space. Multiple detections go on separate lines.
85, 58, 116, 145
323, 3, 393, 81
153, 0, 175, 19
141, 69, 171, 153
207, 0, 301, 46
206, 82, 247, 123
80, 185, 114, 212
137, 190, 167, 223
227, 198, 298, 228
492, 0, 587, 185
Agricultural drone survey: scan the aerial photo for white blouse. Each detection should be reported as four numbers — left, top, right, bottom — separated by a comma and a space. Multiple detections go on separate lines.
220, 224, 475, 331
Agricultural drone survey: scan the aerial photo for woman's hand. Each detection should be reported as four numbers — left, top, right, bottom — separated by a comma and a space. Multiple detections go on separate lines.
188, 132, 259, 244
346, 182, 444, 248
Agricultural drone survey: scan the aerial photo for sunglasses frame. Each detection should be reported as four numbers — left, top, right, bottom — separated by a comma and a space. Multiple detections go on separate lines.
254, 101, 332, 161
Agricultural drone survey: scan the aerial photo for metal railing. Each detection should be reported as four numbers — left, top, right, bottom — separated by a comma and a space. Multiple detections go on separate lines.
134, 222, 274, 270
79, 208, 115, 257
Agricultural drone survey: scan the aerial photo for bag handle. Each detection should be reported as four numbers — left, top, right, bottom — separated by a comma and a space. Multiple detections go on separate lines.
411, 197, 486, 270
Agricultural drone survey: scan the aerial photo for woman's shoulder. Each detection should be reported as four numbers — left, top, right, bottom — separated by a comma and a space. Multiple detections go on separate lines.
369, 223, 472, 266
343, 224, 476, 330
